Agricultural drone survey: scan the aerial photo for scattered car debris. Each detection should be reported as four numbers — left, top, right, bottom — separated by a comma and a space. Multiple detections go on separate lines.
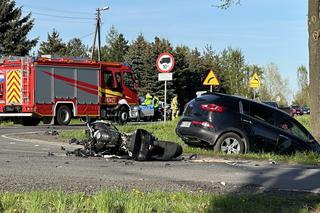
45, 130, 59, 136
69, 138, 84, 145
189, 154, 197, 160
47, 152, 54, 156
66, 120, 183, 161
124, 161, 134, 166
103, 155, 126, 159
220, 181, 226, 186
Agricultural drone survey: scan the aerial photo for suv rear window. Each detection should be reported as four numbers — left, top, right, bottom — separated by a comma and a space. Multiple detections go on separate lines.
220, 98, 239, 112
242, 101, 275, 125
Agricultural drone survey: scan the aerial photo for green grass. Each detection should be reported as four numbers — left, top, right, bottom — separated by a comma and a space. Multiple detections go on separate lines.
295, 115, 310, 130
0, 120, 14, 126
1, 190, 320, 213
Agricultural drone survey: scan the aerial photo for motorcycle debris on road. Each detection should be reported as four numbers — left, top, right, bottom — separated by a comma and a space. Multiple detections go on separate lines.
66, 120, 183, 161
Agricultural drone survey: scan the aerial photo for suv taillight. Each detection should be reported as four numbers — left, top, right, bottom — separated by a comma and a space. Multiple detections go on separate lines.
191, 121, 213, 128
200, 104, 225, 112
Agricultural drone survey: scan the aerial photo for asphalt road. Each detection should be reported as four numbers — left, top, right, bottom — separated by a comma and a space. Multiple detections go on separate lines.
1, 124, 320, 194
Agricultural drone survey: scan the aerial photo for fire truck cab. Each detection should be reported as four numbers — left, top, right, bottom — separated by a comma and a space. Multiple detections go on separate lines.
0, 56, 139, 125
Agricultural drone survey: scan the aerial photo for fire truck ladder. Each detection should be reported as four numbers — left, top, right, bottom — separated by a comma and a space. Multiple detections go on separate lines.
21, 57, 31, 104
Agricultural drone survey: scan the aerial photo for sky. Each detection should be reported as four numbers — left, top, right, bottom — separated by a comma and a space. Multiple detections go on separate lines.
15, 0, 308, 98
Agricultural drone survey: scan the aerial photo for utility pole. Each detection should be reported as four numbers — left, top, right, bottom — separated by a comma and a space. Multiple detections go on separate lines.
91, 5, 109, 61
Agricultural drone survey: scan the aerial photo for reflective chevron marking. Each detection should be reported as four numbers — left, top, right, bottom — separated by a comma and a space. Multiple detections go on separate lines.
6, 70, 22, 104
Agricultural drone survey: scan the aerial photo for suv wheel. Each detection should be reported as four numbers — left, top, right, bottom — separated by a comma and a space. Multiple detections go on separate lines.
214, 133, 246, 154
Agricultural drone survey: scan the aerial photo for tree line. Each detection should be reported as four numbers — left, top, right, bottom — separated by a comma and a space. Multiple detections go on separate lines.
0, 0, 309, 109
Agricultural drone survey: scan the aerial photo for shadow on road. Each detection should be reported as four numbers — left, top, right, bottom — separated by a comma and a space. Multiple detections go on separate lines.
205, 164, 320, 212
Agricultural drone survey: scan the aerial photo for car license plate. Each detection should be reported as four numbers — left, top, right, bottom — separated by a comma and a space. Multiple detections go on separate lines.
180, 121, 191, 128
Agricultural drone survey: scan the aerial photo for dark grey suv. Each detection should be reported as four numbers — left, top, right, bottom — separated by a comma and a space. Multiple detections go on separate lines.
176, 93, 320, 154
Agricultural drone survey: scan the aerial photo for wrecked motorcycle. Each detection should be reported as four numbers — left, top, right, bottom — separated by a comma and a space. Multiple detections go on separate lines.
67, 120, 183, 161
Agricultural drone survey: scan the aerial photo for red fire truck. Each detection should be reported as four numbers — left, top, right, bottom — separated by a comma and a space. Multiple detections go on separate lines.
0, 56, 139, 125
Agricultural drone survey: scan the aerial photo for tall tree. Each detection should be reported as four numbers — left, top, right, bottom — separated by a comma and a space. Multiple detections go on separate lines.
259, 63, 290, 106
218, 47, 246, 95
124, 34, 151, 96
38, 29, 66, 56
308, 1, 320, 140
65, 38, 89, 58
172, 45, 193, 110
0, 0, 38, 56
293, 65, 310, 106
202, 45, 219, 72
101, 26, 129, 62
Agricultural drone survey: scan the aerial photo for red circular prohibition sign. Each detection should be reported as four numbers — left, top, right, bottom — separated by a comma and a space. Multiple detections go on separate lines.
156, 52, 175, 73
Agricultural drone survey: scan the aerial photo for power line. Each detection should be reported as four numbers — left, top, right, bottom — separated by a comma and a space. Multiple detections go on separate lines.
23, 11, 94, 20
23, 5, 93, 15
34, 18, 93, 24
80, 32, 95, 39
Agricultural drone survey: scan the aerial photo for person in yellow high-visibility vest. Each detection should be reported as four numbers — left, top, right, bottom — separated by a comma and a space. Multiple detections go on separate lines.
144, 93, 153, 105
171, 95, 179, 120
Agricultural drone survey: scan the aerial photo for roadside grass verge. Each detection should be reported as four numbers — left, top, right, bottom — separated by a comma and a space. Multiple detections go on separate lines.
60, 116, 320, 165
295, 115, 310, 130
0, 120, 14, 126
1, 190, 320, 213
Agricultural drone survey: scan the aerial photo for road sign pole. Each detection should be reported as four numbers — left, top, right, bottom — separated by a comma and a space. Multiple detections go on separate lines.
164, 80, 167, 122
253, 89, 256, 100
210, 85, 213, 92
156, 52, 174, 123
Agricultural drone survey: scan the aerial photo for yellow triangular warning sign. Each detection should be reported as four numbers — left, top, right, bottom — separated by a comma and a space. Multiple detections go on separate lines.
203, 70, 219, 86
249, 73, 261, 88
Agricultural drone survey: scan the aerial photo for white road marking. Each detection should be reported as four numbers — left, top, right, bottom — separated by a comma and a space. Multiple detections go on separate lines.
1, 131, 81, 148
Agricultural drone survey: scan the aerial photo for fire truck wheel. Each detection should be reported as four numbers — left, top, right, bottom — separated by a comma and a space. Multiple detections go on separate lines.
118, 106, 129, 125
56, 105, 72, 125
21, 117, 41, 126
